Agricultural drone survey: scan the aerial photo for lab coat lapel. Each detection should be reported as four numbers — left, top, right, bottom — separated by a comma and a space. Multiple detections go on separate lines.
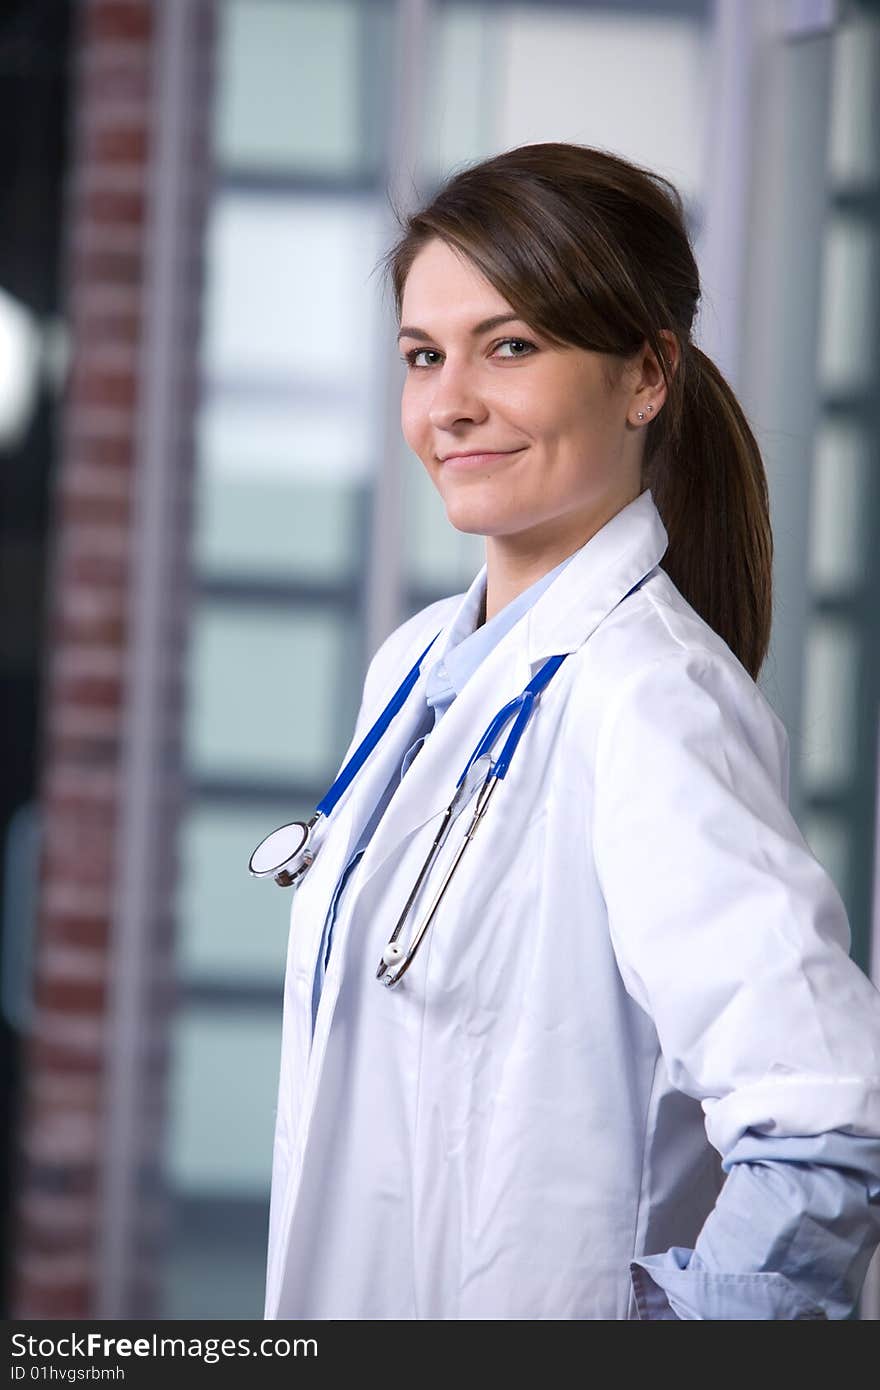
351, 488, 669, 896
325, 579, 482, 874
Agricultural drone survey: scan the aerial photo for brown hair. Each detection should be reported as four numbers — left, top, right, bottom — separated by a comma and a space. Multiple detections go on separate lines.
377, 142, 773, 682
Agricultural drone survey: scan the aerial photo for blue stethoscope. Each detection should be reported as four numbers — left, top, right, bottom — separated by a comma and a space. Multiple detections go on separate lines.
248, 574, 648, 987
248, 633, 567, 987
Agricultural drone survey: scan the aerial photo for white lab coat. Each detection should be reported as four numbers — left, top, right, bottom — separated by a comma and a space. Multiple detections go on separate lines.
264, 488, 880, 1320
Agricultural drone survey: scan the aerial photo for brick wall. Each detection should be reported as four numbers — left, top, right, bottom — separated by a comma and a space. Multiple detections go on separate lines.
7, 0, 213, 1318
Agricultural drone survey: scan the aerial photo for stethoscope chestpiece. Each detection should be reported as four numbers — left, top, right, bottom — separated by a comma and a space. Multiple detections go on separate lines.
248, 813, 322, 888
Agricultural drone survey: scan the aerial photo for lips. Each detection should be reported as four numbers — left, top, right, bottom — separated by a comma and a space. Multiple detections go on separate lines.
440, 448, 521, 461
439, 448, 526, 470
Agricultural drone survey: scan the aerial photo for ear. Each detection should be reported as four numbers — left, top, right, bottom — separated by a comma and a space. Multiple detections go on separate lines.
630, 330, 680, 419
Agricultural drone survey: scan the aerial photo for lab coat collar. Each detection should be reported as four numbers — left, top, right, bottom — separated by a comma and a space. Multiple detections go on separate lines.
429, 546, 578, 707
334, 488, 668, 898
432, 487, 668, 674
523, 487, 669, 666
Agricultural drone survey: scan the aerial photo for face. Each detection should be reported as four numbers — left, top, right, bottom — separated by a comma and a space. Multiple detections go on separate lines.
398, 238, 661, 557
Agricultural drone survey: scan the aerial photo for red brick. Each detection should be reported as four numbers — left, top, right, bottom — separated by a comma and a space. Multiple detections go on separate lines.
61, 548, 129, 588
69, 243, 144, 289
50, 611, 128, 651
45, 916, 112, 953
81, 185, 146, 226
68, 364, 138, 411
83, 1, 154, 45
62, 433, 134, 469
10, 1271, 94, 1320
79, 57, 152, 106
84, 123, 150, 165
26, 1034, 105, 1079
34, 973, 108, 1014
77, 307, 142, 346
42, 842, 116, 887
19, 1200, 98, 1252
58, 490, 131, 528
59, 459, 132, 499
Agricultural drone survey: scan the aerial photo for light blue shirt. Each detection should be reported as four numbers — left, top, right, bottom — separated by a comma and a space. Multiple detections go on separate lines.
310, 548, 880, 1320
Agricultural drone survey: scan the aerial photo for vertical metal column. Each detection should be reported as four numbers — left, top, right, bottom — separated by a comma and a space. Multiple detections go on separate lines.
366, 0, 433, 661
97, 0, 210, 1318
736, 0, 836, 822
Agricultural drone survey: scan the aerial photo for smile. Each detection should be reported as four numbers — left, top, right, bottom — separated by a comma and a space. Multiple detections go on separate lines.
440, 448, 526, 471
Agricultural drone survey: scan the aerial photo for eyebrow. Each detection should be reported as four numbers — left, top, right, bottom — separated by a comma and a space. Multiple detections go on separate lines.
397, 313, 525, 344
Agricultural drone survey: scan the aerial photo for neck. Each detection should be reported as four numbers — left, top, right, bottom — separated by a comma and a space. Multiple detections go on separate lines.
482, 533, 586, 627
482, 493, 640, 624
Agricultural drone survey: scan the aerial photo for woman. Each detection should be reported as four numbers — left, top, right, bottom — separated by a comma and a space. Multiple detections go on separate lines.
258, 142, 880, 1319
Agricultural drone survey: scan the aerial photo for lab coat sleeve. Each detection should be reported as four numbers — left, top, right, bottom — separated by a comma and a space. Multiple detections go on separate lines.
591, 648, 880, 1319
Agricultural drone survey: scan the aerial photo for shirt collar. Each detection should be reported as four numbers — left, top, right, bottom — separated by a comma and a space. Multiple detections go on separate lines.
425, 547, 579, 708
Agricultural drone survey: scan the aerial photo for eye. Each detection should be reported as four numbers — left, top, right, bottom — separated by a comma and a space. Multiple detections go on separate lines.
400, 348, 442, 369
494, 338, 536, 359
399, 337, 537, 369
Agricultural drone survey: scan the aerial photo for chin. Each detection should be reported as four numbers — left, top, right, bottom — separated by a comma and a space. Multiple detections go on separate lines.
441, 497, 504, 535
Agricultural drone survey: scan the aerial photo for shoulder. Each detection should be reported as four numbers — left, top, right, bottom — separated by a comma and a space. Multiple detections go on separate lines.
576, 567, 790, 799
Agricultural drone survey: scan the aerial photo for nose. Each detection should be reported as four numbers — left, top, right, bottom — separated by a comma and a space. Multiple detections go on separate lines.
427, 360, 488, 431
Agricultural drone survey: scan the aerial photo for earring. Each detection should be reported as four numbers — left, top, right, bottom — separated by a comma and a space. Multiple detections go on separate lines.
636, 404, 655, 422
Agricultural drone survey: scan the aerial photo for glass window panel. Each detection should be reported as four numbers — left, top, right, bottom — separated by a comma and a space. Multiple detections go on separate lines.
166, 1007, 281, 1196
828, 17, 880, 189
495, 7, 708, 206
808, 421, 871, 594
160, 1201, 267, 1319
800, 617, 860, 792
185, 603, 355, 783
422, 3, 502, 178
817, 214, 879, 395
196, 394, 375, 484
194, 465, 363, 582
175, 802, 306, 985
201, 192, 386, 384
214, 0, 369, 175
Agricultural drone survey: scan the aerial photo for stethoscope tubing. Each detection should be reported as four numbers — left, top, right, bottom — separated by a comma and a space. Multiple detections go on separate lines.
317, 630, 443, 819
379, 773, 500, 986
251, 570, 652, 982
376, 656, 565, 985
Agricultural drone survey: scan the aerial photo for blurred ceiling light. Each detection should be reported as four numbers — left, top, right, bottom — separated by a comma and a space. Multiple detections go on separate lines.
0, 284, 45, 449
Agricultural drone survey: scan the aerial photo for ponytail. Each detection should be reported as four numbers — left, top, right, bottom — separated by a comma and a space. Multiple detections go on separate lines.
644, 342, 773, 682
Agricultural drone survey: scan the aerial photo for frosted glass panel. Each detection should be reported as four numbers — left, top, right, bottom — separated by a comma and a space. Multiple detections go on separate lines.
817, 215, 879, 394
166, 1008, 281, 1195
194, 468, 363, 581
214, 0, 366, 174
808, 422, 871, 594
498, 8, 707, 205
176, 803, 304, 984
422, 4, 502, 177
196, 394, 375, 483
800, 619, 859, 791
828, 18, 880, 188
186, 604, 354, 782
201, 192, 386, 384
